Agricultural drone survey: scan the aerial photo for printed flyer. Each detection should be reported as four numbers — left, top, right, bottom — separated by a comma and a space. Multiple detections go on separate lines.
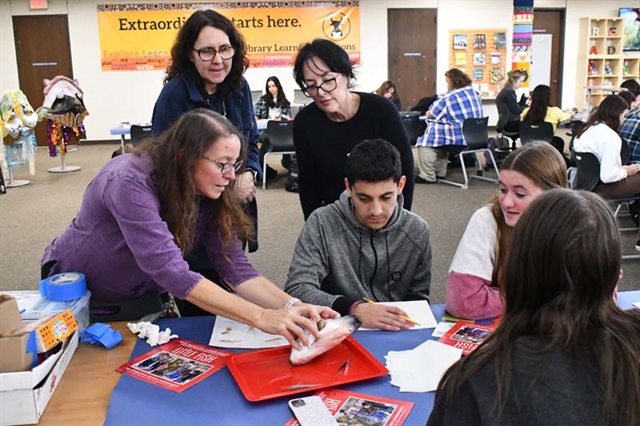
116, 339, 231, 392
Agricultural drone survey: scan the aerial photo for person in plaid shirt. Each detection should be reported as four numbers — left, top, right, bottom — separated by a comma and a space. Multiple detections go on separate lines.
416, 69, 483, 183
619, 79, 640, 164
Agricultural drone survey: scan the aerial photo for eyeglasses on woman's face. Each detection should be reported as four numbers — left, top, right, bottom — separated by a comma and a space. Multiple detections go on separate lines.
303, 77, 338, 97
202, 156, 244, 174
193, 45, 235, 61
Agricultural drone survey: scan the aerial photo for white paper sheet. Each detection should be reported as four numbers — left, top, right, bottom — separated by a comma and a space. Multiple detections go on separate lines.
208, 316, 289, 349
359, 300, 438, 330
633, 302, 640, 309
385, 340, 462, 393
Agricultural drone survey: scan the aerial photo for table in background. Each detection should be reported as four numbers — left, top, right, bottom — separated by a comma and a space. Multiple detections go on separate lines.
109, 124, 131, 154
37, 291, 639, 425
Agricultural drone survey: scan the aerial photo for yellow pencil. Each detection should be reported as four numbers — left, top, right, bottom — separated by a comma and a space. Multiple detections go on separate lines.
362, 298, 421, 326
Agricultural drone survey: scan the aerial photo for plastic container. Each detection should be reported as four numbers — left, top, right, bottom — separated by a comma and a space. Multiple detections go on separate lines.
4, 290, 91, 333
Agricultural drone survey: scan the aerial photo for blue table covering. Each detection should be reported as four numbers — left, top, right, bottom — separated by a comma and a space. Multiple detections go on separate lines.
104, 292, 639, 425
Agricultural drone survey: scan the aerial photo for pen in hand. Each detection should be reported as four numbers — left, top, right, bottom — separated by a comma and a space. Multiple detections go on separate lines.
362, 298, 421, 326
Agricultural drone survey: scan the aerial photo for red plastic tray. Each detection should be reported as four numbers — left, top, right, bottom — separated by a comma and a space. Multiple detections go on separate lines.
226, 336, 387, 402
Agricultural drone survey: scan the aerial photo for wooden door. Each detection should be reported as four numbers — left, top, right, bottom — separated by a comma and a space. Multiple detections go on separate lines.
388, 9, 437, 110
533, 10, 565, 106
13, 15, 73, 146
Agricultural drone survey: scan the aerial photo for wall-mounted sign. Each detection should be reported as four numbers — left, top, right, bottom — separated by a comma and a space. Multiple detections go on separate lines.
97, 2, 361, 71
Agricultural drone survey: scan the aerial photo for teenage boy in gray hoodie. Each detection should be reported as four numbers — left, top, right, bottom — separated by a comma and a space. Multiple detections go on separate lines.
285, 139, 432, 331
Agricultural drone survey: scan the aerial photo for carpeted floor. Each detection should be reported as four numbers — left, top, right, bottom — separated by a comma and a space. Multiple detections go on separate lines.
1, 142, 638, 303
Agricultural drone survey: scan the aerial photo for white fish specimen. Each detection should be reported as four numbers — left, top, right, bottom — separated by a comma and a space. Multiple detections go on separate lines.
289, 315, 361, 365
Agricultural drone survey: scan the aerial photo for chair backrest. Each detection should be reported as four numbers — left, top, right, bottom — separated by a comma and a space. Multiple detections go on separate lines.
573, 151, 601, 191
293, 89, 308, 105
251, 90, 262, 104
399, 111, 421, 145
266, 120, 295, 152
462, 116, 489, 150
130, 124, 153, 147
520, 121, 554, 144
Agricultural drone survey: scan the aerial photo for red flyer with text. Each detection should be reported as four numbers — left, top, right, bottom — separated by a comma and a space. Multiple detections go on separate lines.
285, 388, 414, 426
116, 339, 231, 392
438, 321, 496, 355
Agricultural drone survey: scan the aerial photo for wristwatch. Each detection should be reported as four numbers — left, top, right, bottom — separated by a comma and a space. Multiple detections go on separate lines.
246, 168, 258, 183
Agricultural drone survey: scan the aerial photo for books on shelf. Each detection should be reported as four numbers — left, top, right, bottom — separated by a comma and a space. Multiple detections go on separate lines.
285, 388, 414, 426
116, 339, 231, 392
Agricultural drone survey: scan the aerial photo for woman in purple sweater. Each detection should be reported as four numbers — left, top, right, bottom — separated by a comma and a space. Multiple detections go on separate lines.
41, 109, 337, 347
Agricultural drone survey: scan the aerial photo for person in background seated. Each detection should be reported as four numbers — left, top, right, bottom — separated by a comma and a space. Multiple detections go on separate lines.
415, 69, 483, 184
521, 84, 574, 154
429, 189, 640, 426
374, 80, 402, 110
254, 76, 291, 120
620, 78, 640, 102
255, 76, 292, 179
573, 94, 640, 251
495, 69, 528, 134
285, 139, 431, 331
618, 90, 638, 166
446, 142, 567, 319
620, 90, 640, 165
292, 39, 414, 220
41, 110, 338, 344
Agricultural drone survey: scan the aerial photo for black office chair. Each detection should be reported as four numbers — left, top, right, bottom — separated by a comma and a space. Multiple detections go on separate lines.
438, 117, 500, 189
519, 121, 554, 145
262, 120, 296, 189
495, 101, 520, 152
399, 111, 421, 146
130, 124, 153, 147
573, 151, 640, 260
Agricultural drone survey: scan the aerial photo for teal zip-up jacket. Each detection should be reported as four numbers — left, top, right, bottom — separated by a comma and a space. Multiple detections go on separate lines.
285, 191, 432, 316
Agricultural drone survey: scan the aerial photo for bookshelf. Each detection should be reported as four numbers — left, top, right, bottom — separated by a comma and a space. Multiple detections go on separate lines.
576, 17, 640, 112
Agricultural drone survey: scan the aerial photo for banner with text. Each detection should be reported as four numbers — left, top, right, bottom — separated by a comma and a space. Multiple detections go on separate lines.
97, 2, 360, 71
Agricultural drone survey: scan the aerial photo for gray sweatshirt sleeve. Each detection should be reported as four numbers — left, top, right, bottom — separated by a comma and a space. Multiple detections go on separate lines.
405, 235, 432, 301
284, 213, 340, 307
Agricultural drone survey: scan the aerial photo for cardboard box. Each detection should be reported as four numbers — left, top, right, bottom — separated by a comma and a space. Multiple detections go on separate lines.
0, 334, 31, 373
0, 296, 32, 374
0, 296, 23, 335
0, 331, 78, 425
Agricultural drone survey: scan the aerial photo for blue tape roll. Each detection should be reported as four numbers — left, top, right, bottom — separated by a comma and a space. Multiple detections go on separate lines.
39, 272, 87, 301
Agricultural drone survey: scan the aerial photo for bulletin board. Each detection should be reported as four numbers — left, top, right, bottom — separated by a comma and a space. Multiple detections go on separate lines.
449, 29, 509, 99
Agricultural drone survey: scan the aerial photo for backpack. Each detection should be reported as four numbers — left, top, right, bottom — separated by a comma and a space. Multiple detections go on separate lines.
285, 154, 299, 193
484, 136, 509, 166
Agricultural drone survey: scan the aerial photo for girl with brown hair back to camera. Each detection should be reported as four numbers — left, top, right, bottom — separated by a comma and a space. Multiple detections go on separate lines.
430, 188, 640, 426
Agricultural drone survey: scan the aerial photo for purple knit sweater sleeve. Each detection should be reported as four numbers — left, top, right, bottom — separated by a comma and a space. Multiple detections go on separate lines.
101, 168, 202, 299
203, 222, 262, 288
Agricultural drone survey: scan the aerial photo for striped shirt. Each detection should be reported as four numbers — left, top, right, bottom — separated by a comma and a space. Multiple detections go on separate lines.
620, 107, 640, 164
417, 86, 484, 148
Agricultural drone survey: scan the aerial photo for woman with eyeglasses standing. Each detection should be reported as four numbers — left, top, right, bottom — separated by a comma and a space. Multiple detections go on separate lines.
42, 109, 339, 342
151, 10, 261, 303
292, 39, 414, 219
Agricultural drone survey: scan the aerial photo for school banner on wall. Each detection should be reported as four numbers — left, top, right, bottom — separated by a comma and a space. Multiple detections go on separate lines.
97, 2, 360, 71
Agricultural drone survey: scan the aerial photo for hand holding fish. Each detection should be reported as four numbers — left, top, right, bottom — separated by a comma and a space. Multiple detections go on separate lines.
256, 304, 340, 350
350, 302, 415, 331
